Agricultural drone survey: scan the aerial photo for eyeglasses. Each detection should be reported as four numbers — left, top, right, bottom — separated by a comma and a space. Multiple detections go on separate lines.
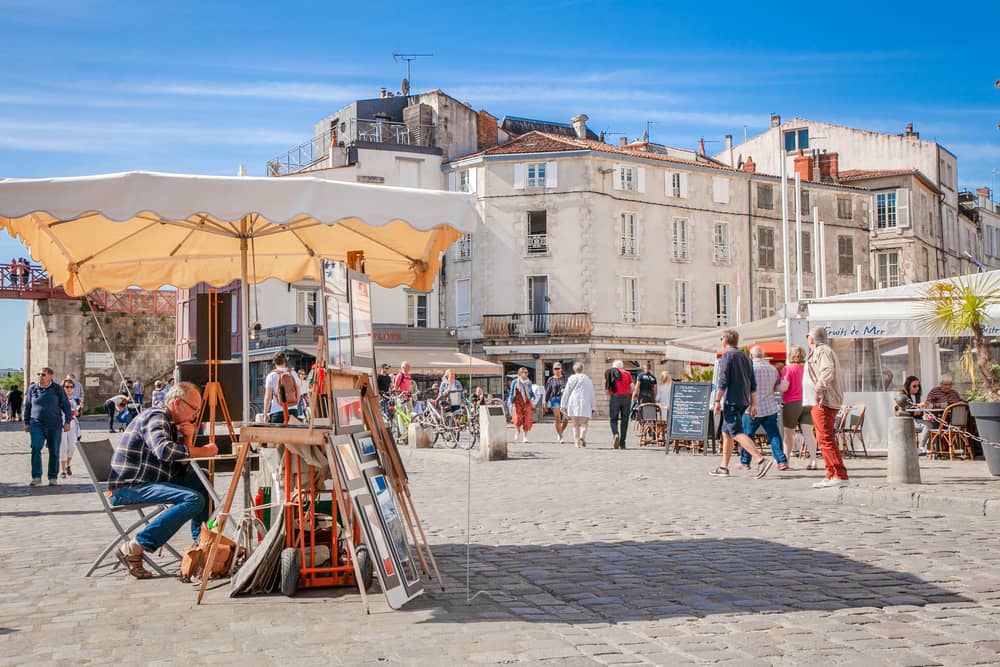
177, 396, 202, 422
37, 372, 48, 377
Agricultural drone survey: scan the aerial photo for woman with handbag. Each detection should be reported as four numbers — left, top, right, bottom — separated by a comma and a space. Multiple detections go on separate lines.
507, 367, 534, 443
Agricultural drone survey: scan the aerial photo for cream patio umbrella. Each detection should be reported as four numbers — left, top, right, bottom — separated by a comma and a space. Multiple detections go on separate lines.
0, 170, 477, 417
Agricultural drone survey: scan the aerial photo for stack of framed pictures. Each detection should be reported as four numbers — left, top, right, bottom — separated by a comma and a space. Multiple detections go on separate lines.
322, 260, 374, 373
329, 429, 423, 609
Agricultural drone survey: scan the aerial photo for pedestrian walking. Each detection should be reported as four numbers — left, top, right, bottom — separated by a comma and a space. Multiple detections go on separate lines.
24, 367, 73, 487
132, 378, 144, 409
709, 329, 772, 479
780, 345, 819, 467
544, 363, 568, 444
605, 360, 632, 449
633, 361, 657, 406
60, 378, 82, 478
655, 371, 672, 416
737, 347, 790, 471
561, 362, 596, 447
806, 326, 849, 488
437, 368, 463, 413
151, 380, 167, 408
8, 385, 23, 421
507, 367, 534, 443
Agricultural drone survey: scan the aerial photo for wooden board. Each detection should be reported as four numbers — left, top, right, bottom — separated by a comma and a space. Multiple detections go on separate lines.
667, 382, 713, 443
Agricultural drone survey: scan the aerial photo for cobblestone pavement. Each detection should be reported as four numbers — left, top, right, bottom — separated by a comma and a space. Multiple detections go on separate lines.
2, 420, 1000, 666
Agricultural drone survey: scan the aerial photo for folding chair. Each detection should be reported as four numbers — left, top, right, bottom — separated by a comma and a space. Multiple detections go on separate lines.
842, 404, 869, 458
77, 439, 182, 577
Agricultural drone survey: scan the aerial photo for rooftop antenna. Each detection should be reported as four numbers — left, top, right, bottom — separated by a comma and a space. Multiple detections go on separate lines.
645, 120, 660, 142
600, 130, 626, 143
392, 52, 433, 90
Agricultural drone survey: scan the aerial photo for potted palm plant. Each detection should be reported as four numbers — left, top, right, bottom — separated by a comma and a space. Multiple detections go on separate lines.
917, 274, 1000, 475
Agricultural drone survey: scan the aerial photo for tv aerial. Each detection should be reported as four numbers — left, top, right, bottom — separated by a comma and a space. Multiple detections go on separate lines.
392, 52, 433, 92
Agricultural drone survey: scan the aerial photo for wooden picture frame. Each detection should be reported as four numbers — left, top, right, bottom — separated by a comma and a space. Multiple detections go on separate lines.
331, 389, 366, 434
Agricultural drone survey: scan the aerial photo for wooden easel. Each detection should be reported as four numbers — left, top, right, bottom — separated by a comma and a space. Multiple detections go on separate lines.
194, 289, 237, 445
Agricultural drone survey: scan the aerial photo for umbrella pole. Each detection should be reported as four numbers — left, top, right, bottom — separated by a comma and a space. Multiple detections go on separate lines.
241, 234, 251, 425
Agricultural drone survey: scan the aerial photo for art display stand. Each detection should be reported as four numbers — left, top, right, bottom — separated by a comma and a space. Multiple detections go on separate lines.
196, 341, 441, 606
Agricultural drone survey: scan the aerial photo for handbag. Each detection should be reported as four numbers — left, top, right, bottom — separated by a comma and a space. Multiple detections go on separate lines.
179, 522, 239, 582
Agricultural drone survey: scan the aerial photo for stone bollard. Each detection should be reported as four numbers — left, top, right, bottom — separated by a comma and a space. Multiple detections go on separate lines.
478, 404, 508, 460
887, 415, 921, 484
409, 422, 431, 449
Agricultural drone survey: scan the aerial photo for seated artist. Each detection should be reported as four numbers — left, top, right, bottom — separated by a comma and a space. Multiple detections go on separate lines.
108, 381, 217, 579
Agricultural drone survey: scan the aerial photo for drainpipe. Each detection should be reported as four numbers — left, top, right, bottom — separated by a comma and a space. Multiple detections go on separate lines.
747, 178, 754, 320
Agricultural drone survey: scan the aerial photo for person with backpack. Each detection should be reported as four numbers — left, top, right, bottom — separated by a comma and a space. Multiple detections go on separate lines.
605, 360, 633, 449
263, 351, 301, 423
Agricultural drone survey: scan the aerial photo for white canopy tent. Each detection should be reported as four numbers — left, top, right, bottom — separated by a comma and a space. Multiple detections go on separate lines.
665, 316, 785, 364
0, 171, 477, 417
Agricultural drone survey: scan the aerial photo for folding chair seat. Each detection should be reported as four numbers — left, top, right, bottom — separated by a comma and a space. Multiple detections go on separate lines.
77, 439, 182, 577
636, 403, 665, 447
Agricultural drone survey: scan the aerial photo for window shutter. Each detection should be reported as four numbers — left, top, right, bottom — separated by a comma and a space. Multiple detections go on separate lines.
869, 195, 875, 232
612, 164, 623, 190
896, 188, 910, 228
513, 164, 526, 189
679, 172, 689, 199
636, 167, 646, 194
447, 172, 457, 191
467, 168, 477, 193
665, 171, 673, 196
713, 177, 729, 204
546, 161, 558, 188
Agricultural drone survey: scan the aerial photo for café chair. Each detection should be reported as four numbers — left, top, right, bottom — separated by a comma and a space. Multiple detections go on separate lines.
929, 402, 973, 460
842, 403, 869, 458
77, 439, 182, 577
636, 403, 666, 447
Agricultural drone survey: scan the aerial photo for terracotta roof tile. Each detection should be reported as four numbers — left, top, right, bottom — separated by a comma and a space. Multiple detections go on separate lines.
837, 168, 920, 180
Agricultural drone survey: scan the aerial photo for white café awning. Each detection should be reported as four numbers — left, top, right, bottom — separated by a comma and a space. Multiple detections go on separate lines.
375, 346, 502, 376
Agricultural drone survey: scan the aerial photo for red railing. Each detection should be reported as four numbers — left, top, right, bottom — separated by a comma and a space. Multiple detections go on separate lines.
0, 260, 176, 313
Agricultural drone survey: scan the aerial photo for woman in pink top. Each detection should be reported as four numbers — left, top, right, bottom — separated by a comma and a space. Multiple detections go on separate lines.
780, 345, 819, 468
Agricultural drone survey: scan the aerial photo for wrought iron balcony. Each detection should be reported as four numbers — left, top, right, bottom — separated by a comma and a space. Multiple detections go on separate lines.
482, 312, 592, 338
527, 233, 548, 254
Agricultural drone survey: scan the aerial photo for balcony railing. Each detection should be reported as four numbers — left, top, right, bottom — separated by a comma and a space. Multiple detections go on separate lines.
527, 233, 548, 254
267, 118, 437, 176
482, 312, 592, 338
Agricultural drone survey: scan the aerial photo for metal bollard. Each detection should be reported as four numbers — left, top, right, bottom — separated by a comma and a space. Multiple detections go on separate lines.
409, 422, 431, 449
886, 415, 921, 484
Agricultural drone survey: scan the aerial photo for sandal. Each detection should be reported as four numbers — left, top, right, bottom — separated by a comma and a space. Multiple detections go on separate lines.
115, 546, 152, 579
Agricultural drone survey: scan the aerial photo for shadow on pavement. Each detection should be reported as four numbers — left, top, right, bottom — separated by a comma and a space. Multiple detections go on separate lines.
0, 482, 92, 498
0, 508, 101, 518
412, 538, 971, 623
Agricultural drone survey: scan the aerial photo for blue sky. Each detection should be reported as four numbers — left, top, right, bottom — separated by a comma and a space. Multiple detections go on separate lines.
0, 0, 998, 368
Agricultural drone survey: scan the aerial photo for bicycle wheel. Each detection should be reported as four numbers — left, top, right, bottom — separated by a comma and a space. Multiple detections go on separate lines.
395, 412, 409, 445
441, 412, 459, 448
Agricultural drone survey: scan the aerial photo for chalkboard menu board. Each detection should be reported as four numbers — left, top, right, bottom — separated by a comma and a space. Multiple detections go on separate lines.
668, 382, 713, 443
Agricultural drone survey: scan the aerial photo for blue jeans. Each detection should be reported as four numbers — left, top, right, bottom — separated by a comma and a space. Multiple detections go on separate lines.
30, 423, 62, 480
739, 412, 787, 465
110, 467, 208, 551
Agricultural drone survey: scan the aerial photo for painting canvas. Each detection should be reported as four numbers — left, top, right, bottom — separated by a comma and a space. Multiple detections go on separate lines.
348, 270, 373, 369
332, 390, 366, 434
323, 260, 352, 368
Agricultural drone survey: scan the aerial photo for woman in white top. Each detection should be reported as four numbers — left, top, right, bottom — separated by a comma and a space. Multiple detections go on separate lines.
438, 368, 463, 413
655, 371, 672, 416
60, 378, 81, 478
560, 362, 596, 448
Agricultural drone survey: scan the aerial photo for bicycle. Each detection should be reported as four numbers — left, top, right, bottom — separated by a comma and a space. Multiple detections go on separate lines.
413, 390, 461, 448
452, 398, 480, 449
387, 391, 414, 446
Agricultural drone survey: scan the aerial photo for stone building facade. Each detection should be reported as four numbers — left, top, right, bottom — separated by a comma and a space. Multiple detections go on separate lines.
441, 125, 872, 414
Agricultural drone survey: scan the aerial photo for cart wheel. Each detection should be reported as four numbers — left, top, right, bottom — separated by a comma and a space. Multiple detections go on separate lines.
279, 547, 300, 597
355, 545, 374, 591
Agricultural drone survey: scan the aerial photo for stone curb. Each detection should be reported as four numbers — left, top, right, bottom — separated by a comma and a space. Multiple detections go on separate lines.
817, 483, 1000, 518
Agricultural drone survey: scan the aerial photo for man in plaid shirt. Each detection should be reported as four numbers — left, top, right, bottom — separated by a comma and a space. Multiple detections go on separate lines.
109, 381, 217, 579
738, 346, 790, 471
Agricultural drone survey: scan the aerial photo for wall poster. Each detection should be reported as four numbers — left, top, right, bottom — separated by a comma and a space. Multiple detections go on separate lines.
328, 431, 423, 609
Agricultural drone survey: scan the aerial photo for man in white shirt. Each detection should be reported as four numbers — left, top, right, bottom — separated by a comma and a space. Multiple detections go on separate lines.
262, 352, 298, 424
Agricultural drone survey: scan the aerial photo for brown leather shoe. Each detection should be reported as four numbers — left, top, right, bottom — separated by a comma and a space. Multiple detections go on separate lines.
115, 546, 152, 579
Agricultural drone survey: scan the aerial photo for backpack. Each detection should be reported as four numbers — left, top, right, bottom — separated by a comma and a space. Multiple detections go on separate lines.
277, 370, 300, 408
604, 367, 621, 392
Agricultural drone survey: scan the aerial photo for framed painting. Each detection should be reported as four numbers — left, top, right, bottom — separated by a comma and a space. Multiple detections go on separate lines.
331, 390, 366, 434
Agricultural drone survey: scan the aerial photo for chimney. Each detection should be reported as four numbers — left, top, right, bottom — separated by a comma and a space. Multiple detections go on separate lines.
725, 134, 733, 152
619, 137, 628, 147
570, 114, 589, 139
793, 148, 812, 182
770, 113, 781, 128
812, 151, 822, 183
698, 138, 706, 157
742, 156, 756, 173
818, 152, 839, 181
476, 109, 499, 150
380, 87, 387, 99
904, 122, 913, 136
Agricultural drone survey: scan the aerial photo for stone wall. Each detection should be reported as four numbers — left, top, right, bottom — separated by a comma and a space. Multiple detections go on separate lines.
25, 299, 176, 411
